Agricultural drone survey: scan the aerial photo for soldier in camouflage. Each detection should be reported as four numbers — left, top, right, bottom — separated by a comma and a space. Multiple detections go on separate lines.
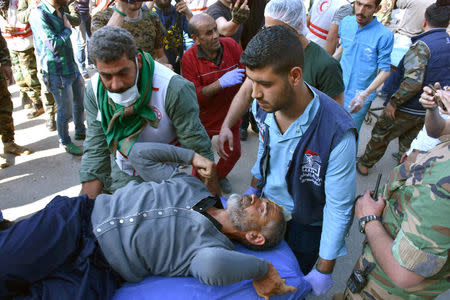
334, 80, 450, 300
334, 138, 450, 299
357, 2, 450, 176
0, 30, 32, 168
91, 0, 169, 65
0, 0, 44, 119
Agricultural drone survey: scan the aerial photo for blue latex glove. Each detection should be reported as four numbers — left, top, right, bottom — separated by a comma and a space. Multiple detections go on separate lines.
218, 68, 245, 88
303, 268, 333, 296
242, 186, 262, 197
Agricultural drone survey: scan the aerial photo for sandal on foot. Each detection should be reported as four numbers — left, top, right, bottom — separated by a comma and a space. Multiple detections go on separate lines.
356, 161, 369, 176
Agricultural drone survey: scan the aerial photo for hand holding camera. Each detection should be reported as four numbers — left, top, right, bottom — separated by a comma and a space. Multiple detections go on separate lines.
420, 82, 449, 113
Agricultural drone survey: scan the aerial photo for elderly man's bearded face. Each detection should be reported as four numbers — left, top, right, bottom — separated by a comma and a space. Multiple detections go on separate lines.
227, 194, 282, 232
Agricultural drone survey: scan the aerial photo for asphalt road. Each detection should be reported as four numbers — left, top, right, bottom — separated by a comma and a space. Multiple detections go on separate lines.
1, 83, 448, 299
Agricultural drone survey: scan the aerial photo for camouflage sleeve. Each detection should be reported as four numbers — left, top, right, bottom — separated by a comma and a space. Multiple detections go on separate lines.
91, 8, 111, 33
152, 13, 164, 50
375, 0, 396, 25
0, 31, 11, 66
64, 1, 81, 27
389, 142, 450, 278
17, 0, 32, 24
389, 41, 430, 109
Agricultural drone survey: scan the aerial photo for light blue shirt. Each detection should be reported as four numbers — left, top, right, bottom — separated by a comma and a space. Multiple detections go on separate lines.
251, 90, 356, 260
339, 16, 393, 105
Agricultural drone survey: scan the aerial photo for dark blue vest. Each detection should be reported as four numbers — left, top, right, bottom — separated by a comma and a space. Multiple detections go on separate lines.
255, 87, 357, 226
384, 28, 450, 114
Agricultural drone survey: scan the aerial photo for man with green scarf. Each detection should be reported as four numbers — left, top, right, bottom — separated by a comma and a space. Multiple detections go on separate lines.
80, 26, 217, 199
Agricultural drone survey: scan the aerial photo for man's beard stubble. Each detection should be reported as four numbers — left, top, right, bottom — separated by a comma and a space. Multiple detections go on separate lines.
227, 194, 256, 232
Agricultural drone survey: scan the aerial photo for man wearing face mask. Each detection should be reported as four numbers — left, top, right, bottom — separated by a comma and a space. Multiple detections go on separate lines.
80, 26, 217, 199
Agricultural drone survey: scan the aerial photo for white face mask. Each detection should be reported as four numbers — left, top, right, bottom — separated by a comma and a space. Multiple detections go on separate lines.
107, 57, 140, 107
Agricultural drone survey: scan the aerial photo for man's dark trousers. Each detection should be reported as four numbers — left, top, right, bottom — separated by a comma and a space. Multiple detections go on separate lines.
0, 195, 121, 299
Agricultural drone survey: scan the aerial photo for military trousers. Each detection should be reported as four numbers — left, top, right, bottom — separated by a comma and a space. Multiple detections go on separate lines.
10, 48, 42, 109
0, 76, 14, 143
359, 109, 424, 168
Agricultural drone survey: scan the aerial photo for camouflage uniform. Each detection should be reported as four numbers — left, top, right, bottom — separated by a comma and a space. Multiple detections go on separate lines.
343, 140, 450, 299
375, 0, 396, 26
91, 7, 164, 58
9, 48, 42, 110
0, 3, 43, 112
359, 41, 429, 168
0, 31, 15, 144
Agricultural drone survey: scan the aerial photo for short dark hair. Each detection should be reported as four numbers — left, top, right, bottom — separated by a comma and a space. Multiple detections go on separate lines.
355, 0, 382, 7
425, 1, 450, 28
240, 25, 304, 75
88, 26, 138, 64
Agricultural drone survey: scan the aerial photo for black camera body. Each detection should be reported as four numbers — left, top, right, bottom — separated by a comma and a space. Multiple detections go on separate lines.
347, 269, 367, 293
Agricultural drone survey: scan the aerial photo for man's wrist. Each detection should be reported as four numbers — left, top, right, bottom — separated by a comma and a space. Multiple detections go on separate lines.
364, 218, 382, 232
359, 215, 382, 233
316, 258, 335, 274
388, 101, 397, 109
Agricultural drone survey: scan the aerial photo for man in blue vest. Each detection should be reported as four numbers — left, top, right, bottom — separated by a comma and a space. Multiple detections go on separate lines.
357, 1, 450, 175
240, 25, 357, 296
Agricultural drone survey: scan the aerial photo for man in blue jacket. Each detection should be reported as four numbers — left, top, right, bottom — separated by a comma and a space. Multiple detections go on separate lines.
239, 25, 357, 296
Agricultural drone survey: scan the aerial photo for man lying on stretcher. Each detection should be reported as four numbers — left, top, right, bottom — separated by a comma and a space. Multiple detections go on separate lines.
0, 142, 296, 300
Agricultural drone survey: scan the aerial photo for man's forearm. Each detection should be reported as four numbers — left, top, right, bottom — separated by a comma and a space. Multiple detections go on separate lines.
128, 142, 195, 182
81, 179, 104, 199
201, 80, 222, 98
425, 108, 447, 138
216, 18, 240, 37
107, 9, 125, 26
390, 42, 429, 108
190, 247, 268, 286
250, 176, 260, 188
221, 78, 253, 129
154, 48, 169, 64
365, 220, 424, 288
325, 24, 339, 55
333, 46, 343, 61
364, 70, 390, 95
